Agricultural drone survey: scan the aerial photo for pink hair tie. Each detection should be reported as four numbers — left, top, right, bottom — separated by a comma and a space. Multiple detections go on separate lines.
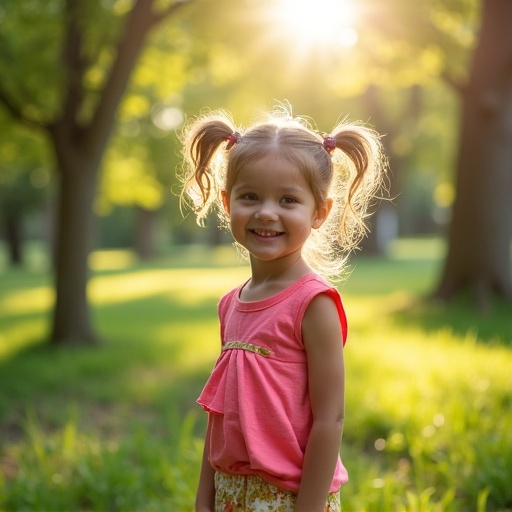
226, 131, 241, 150
323, 135, 336, 154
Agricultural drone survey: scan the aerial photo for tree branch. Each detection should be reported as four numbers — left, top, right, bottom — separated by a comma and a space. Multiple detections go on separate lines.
83, 0, 194, 157
441, 71, 467, 96
152, 0, 192, 24
0, 81, 45, 130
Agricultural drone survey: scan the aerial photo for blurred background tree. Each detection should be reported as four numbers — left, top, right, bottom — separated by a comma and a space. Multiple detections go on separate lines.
432, 0, 512, 309
0, 0, 510, 346
0, 116, 52, 266
0, 0, 195, 345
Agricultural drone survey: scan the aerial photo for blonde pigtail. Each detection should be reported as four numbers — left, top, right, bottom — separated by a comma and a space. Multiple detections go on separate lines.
180, 113, 237, 225
331, 124, 387, 253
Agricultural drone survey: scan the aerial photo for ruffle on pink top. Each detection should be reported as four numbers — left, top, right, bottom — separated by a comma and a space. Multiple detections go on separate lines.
198, 273, 348, 493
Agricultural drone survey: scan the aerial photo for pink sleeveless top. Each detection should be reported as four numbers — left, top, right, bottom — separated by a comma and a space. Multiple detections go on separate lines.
197, 273, 349, 493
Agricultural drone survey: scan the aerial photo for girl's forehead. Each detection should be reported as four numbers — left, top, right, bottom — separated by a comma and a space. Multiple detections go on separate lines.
230, 155, 313, 196
234, 153, 304, 181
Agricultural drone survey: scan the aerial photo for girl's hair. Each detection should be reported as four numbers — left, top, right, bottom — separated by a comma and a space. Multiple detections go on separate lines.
179, 106, 387, 281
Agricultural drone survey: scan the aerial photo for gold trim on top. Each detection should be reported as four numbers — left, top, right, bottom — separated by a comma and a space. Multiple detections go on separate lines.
223, 341, 272, 357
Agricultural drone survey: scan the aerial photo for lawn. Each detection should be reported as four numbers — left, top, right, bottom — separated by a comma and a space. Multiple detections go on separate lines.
0, 239, 511, 511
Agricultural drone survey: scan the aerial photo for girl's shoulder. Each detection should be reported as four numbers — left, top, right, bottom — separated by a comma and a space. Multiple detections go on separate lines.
218, 282, 244, 310
296, 275, 348, 344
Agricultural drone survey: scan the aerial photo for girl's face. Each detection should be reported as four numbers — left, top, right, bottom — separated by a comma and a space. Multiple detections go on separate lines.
222, 153, 331, 267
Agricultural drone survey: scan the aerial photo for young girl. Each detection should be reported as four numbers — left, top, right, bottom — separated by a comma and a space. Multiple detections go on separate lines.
180, 107, 386, 512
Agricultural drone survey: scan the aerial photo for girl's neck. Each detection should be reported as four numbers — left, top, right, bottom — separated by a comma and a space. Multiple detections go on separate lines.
241, 255, 312, 301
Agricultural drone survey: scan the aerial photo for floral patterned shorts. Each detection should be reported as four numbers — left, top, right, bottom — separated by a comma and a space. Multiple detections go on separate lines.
214, 471, 341, 512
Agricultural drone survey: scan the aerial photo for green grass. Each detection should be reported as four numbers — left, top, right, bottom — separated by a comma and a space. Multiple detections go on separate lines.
0, 239, 511, 511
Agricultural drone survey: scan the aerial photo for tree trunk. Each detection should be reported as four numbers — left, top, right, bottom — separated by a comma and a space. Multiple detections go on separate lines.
4, 212, 23, 266
49, 129, 99, 345
360, 85, 422, 255
134, 206, 156, 259
434, 0, 512, 309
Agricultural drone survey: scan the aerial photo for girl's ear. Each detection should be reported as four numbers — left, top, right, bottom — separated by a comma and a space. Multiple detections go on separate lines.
221, 190, 230, 214
312, 198, 333, 229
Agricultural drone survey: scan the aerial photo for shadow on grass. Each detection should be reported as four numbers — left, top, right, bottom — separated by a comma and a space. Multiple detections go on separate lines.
343, 254, 512, 345
0, 291, 221, 442
388, 293, 512, 346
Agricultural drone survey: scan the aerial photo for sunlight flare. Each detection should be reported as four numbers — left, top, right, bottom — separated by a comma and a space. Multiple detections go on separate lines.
275, 0, 359, 48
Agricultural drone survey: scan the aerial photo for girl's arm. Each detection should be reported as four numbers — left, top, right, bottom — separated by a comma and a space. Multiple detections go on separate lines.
296, 293, 345, 512
195, 416, 216, 512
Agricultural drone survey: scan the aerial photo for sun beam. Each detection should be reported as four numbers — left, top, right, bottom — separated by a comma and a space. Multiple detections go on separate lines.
275, 0, 359, 49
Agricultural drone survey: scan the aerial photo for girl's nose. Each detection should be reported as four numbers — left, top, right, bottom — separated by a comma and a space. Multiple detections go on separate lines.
255, 204, 278, 221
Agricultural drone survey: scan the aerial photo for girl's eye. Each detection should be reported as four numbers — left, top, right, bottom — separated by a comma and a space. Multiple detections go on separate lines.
241, 193, 258, 201
281, 196, 297, 204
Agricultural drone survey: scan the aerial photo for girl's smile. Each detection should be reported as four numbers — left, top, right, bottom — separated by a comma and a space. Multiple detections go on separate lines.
251, 229, 284, 238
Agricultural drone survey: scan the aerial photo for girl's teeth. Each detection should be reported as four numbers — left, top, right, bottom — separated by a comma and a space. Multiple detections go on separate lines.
254, 230, 278, 237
